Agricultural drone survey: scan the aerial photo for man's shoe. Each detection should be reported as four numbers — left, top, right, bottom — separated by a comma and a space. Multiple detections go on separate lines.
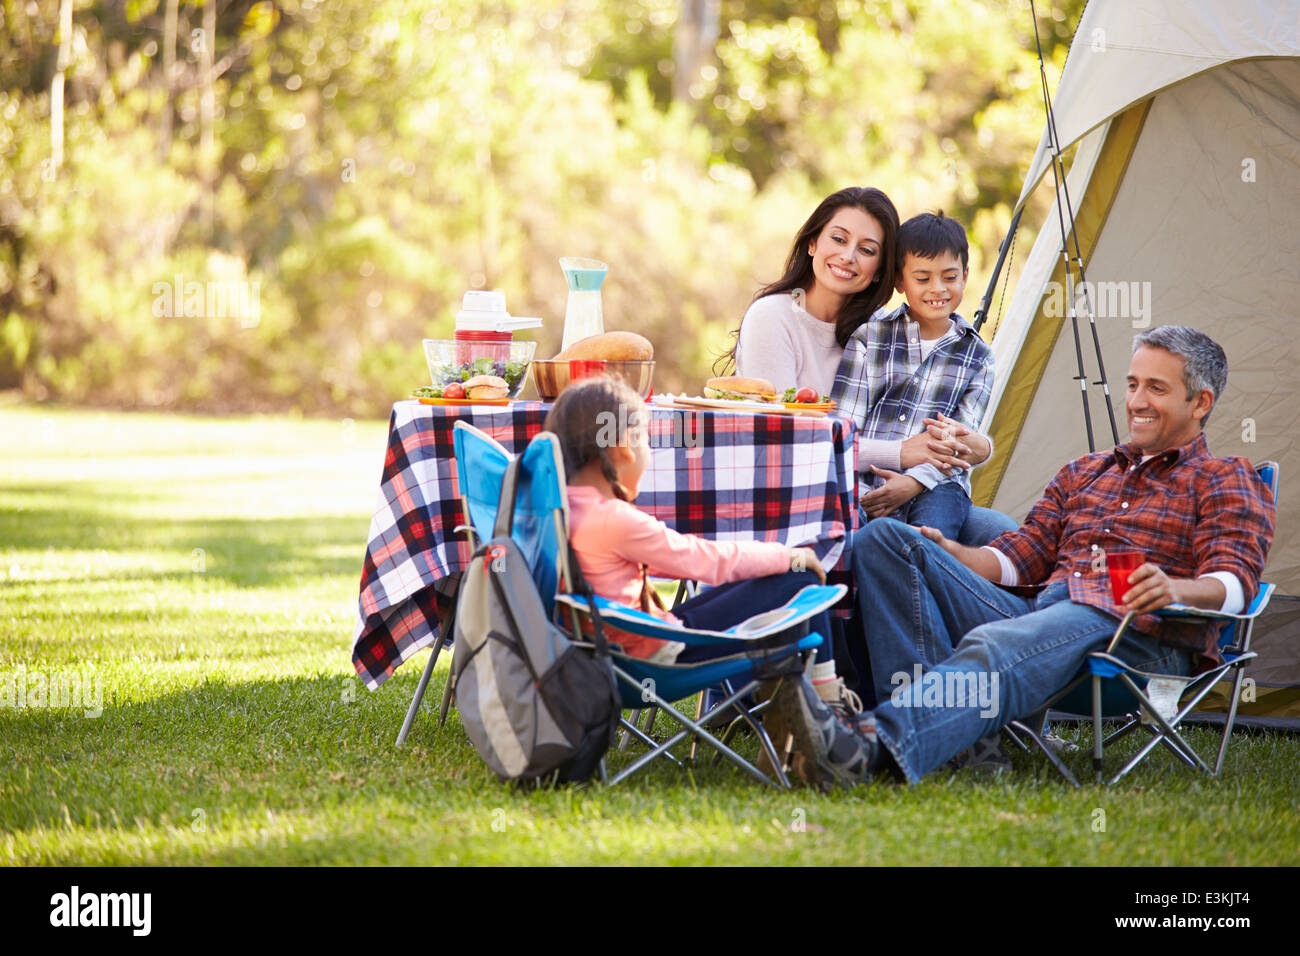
814, 675, 864, 722
948, 734, 1013, 774
774, 675, 880, 791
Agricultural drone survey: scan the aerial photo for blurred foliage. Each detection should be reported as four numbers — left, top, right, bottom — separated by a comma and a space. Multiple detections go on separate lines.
0, 0, 1085, 415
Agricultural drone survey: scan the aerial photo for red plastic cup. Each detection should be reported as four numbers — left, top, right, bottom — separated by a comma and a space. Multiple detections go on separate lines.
1107, 551, 1144, 605
568, 359, 608, 381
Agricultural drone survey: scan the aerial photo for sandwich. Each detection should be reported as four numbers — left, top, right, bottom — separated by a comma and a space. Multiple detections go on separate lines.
463, 374, 510, 400
703, 375, 779, 402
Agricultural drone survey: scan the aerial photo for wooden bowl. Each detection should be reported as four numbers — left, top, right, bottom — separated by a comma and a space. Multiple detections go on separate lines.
531, 359, 655, 402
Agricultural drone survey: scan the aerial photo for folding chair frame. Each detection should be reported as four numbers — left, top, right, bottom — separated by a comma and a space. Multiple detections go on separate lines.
603, 668, 797, 788
1006, 460, 1277, 786
1008, 587, 1272, 786
558, 589, 833, 789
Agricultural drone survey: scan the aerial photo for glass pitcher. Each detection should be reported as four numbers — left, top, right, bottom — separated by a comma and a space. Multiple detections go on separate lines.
559, 257, 608, 353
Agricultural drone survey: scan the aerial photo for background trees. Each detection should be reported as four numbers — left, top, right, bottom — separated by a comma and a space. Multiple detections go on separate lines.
0, 0, 1083, 414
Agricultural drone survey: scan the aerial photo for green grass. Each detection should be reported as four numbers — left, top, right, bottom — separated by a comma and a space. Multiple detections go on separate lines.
2, 402, 1298, 866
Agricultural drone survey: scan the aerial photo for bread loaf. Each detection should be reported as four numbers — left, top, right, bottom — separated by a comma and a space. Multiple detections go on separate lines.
552, 331, 653, 362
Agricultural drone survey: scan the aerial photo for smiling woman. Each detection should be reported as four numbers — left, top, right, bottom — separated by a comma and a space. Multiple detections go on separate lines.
720, 186, 901, 396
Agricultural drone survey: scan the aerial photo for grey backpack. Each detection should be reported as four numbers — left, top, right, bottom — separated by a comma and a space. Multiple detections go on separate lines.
449, 456, 620, 783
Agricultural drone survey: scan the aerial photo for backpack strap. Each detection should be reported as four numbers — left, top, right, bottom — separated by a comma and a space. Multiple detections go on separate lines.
494, 452, 612, 662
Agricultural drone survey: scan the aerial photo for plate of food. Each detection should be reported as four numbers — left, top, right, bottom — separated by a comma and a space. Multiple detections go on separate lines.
412, 375, 513, 405
780, 385, 833, 413
654, 377, 833, 416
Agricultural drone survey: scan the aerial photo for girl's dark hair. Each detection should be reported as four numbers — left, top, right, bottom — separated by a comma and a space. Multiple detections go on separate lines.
543, 376, 647, 503
716, 185, 900, 375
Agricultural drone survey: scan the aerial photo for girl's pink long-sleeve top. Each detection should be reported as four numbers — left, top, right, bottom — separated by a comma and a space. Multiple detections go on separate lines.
565, 484, 791, 657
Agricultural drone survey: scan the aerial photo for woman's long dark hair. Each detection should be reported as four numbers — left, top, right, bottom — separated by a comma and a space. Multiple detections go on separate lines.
716, 186, 900, 376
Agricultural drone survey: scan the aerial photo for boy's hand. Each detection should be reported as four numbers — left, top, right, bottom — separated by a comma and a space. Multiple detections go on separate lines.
900, 428, 970, 474
923, 414, 991, 465
861, 466, 925, 518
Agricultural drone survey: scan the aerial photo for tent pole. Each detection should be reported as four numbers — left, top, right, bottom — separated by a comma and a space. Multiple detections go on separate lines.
1041, 63, 1121, 446
1031, 0, 1096, 452
973, 206, 1024, 335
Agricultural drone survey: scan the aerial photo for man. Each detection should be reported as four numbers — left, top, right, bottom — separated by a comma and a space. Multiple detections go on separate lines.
845, 326, 1275, 783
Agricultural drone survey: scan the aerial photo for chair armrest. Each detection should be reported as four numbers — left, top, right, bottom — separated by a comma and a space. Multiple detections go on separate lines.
1158, 582, 1274, 623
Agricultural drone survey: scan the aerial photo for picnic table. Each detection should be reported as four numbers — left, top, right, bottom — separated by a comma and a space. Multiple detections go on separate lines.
351, 399, 859, 689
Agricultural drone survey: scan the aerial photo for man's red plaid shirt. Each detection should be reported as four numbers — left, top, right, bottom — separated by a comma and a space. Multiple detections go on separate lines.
989, 432, 1276, 658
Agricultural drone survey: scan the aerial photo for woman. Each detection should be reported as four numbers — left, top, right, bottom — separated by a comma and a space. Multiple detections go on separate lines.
725, 186, 1016, 546
721, 186, 900, 398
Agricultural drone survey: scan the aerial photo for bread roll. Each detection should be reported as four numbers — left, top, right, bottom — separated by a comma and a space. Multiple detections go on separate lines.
552, 331, 653, 362
464, 375, 509, 400
703, 376, 778, 402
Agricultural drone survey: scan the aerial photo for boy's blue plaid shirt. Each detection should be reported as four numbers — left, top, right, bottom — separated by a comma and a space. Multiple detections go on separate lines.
830, 304, 995, 495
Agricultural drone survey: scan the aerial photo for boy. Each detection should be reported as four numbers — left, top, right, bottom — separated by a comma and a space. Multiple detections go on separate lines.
830, 212, 995, 539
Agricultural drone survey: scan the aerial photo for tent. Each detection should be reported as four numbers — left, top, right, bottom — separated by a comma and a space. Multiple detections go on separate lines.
974, 0, 1300, 728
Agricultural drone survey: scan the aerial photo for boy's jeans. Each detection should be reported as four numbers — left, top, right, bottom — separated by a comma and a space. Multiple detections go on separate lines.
856, 499, 1014, 549
853, 519, 1192, 782
896, 480, 970, 540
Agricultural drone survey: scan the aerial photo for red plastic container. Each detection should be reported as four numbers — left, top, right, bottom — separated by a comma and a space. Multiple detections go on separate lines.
568, 359, 609, 382
454, 329, 512, 365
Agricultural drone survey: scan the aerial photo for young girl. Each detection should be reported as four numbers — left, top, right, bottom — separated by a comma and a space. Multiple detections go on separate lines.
543, 376, 877, 789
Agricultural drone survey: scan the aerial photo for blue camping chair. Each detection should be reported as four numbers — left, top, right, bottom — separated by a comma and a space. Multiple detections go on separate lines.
1005, 461, 1279, 786
420, 421, 845, 787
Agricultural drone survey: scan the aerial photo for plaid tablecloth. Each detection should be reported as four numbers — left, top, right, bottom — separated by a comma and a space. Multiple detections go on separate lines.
351, 399, 858, 689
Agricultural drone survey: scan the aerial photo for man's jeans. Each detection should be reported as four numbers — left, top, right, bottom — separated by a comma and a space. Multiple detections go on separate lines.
854, 520, 1192, 782
857, 503, 1017, 547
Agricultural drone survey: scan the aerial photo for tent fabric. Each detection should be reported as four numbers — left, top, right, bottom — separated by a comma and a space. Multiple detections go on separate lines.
977, 103, 1150, 502
981, 2, 1300, 726
1016, 0, 1300, 210
984, 57, 1300, 593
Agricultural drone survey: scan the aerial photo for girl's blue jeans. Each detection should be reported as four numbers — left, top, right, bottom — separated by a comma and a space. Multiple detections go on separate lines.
673, 572, 832, 664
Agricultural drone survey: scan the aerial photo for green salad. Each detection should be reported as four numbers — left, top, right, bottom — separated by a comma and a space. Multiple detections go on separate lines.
781, 387, 831, 403
428, 357, 528, 389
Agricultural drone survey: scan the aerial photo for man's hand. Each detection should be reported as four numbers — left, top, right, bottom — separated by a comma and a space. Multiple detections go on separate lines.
1118, 564, 1227, 614
915, 524, 963, 559
916, 524, 1003, 582
861, 466, 924, 518
921, 413, 992, 466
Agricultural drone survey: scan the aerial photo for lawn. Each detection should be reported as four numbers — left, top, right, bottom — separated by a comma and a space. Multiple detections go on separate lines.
2, 402, 1297, 866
